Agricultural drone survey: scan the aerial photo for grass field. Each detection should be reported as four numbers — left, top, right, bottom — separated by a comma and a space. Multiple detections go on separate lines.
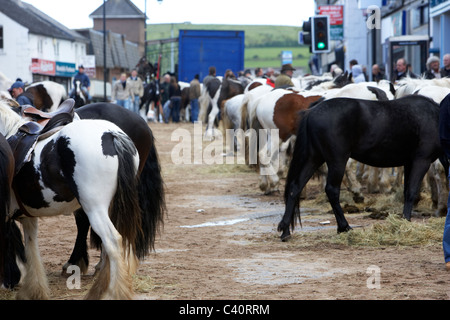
245, 46, 310, 70
146, 23, 311, 72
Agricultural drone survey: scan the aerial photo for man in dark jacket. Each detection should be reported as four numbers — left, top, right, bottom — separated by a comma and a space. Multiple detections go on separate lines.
8, 80, 34, 106
69, 65, 91, 101
441, 54, 450, 78
439, 92, 450, 271
391, 58, 418, 83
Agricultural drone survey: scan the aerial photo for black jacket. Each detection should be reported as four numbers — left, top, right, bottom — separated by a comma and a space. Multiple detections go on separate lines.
439, 93, 450, 158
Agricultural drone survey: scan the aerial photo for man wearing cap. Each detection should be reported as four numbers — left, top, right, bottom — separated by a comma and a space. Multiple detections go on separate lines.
69, 65, 91, 102
9, 80, 34, 106
275, 64, 295, 88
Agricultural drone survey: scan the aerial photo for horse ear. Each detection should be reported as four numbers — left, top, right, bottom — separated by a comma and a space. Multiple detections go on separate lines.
389, 82, 396, 96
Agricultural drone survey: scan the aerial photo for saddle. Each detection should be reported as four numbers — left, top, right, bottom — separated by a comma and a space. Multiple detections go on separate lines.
8, 99, 76, 175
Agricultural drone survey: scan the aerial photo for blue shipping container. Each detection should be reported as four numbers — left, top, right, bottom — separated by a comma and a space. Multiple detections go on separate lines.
178, 30, 245, 83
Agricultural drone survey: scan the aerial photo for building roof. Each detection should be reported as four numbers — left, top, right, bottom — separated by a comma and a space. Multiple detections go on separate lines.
89, 0, 146, 19
77, 29, 140, 70
0, 0, 87, 42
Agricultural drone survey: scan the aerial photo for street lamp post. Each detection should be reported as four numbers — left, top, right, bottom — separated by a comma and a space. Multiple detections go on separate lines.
103, 0, 107, 102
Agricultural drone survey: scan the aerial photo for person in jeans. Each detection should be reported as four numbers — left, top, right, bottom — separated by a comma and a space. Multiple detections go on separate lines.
189, 74, 201, 122
112, 73, 132, 110
127, 69, 144, 114
439, 92, 450, 271
169, 76, 182, 123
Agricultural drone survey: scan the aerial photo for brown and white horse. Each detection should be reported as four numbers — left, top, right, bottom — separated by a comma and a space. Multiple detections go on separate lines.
26, 81, 67, 111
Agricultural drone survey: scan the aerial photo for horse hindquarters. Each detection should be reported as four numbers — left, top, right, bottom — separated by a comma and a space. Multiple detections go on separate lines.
62, 122, 140, 300
85, 131, 141, 300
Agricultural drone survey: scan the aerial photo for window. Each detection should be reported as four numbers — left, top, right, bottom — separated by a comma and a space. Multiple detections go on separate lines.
38, 38, 43, 53
53, 39, 59, 57
412, 5, 429, 29
0, 26, 3, 51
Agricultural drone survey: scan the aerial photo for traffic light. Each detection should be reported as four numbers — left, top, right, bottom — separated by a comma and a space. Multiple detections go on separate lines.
302, 17, 312, 52
312, 15, 330, 53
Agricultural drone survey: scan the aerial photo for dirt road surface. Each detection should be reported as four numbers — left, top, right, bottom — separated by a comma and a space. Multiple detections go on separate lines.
3, 121, 450, 303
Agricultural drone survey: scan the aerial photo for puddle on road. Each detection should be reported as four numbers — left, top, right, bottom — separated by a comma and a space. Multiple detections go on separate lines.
225, 253, 350, 285
179, 194, 332, 230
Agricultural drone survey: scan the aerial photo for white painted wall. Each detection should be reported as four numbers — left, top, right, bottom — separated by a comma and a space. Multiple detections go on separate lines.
0, 11, 31, 83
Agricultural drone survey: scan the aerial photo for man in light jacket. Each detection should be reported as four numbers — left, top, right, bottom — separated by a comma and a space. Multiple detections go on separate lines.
112, 73, 132, 110
127, 69, 144, 114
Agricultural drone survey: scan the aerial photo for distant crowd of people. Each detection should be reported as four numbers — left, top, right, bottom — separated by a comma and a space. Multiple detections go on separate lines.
7, 53, 450, 122
335, 53, 450, 85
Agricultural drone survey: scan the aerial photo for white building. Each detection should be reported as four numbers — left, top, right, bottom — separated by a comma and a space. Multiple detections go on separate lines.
0, 0, 88, 90
430, 0, 450, 63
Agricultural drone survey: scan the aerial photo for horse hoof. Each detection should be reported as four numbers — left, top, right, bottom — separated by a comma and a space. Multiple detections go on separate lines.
280, 229, 291, 242
353, 194, 364, 204
337, 225, 353, 233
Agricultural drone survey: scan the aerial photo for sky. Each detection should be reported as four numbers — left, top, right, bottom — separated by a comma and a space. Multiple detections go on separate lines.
23, 0, 316, 29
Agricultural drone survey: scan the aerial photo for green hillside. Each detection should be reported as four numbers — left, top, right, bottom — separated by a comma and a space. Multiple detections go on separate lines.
146, 23, 311, 74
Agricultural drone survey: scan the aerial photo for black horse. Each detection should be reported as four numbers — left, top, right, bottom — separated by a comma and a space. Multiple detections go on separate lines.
0, 133, 23, 289
278, 95, 445, 241
140, 80, 160, 118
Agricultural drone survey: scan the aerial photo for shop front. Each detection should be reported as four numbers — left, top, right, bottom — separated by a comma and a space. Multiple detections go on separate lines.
31, 58, 77, 91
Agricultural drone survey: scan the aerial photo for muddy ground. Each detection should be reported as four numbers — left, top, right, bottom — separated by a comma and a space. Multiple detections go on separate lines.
2, 121, 450, 302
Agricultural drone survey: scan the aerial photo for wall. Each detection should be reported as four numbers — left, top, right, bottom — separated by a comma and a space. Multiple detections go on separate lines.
93, 18, 145, 56
0, 11, 31, 83
343, 0, 368, 71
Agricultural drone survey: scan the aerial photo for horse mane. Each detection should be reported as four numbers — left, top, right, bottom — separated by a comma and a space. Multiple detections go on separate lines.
0, 100, 27, 138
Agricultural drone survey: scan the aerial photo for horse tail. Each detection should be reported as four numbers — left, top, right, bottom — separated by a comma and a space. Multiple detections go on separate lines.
282, 109, 312, 231
0, 136, 24, 289
240, 95, 249, 130
135, 133, 166, 258
109, 132, 142, 258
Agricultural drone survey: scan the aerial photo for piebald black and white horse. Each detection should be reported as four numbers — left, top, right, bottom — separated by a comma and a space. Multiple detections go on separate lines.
0, 100, 145, 299
73, 80, 88, 108
278, 95, 445, 241
63, 102, 165, 275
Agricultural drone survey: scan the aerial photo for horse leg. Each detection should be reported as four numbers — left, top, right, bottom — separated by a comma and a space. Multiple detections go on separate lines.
258, 130, 280, 194
325, 161, 352, 233
278, 158, 323, 241
342, 159, 364, 203
62, 209, 90, 275
16, 217, 51, 300
403, 159, 433, 221
428, 160, 448, 217
84, 210, 134, 300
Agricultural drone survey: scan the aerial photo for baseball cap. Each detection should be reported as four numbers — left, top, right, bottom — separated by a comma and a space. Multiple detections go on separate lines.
8, 80, 25, 92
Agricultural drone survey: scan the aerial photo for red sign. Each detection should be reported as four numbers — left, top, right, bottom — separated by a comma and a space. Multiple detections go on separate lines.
319, 5, 344, 26
31, 58, 56, 76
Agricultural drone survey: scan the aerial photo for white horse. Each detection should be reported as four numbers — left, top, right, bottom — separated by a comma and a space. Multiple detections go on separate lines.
0, 100, 141, 299
222, 94, 245, 154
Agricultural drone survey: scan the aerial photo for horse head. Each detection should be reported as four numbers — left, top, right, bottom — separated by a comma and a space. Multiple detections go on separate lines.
74, 80, 86, 108
0, 100, 26, 138
333, 70, 352, 88
136, 57, 156, 81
